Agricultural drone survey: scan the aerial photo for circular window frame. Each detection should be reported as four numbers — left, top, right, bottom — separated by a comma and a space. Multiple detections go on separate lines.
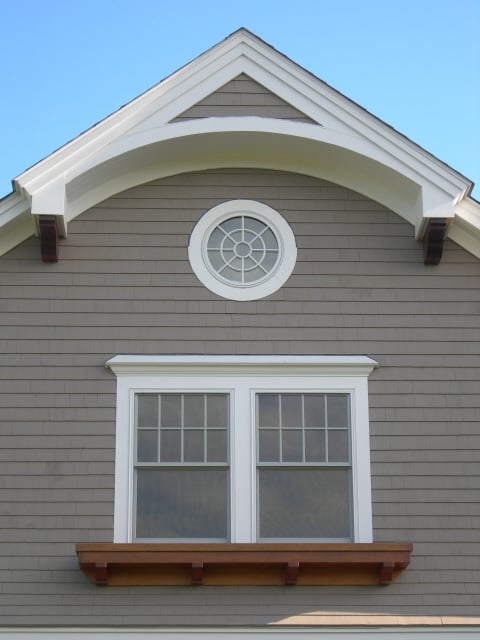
188, 200, 297, 301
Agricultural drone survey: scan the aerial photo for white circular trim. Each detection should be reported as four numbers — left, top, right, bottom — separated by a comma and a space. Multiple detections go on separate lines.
188, 200, 297, 301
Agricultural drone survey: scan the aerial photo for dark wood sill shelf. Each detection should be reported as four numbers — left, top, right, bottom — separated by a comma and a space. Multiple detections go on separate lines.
76, 542, 412, 586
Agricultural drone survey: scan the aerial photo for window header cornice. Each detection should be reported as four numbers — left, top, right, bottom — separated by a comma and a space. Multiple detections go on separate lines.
106, 355, 379, 378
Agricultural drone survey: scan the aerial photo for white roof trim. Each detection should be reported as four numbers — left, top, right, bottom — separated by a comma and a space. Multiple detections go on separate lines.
0, 28, 478, 257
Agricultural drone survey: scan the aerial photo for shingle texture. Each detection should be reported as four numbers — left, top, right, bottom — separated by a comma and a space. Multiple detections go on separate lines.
1, 168, 479, 624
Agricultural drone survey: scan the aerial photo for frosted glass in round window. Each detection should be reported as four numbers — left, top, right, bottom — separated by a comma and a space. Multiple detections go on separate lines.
206, 216, 279, 285
188, 200, 297, 301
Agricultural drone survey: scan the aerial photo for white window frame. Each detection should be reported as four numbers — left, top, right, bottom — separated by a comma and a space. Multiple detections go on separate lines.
107, 355, 377, 544
188, 200, 297, 301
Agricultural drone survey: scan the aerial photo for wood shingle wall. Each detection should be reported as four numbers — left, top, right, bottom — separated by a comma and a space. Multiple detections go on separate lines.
0, 169, 479, 624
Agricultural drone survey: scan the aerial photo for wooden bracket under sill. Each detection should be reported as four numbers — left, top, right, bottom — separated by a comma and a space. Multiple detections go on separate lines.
76, 542, 412, 587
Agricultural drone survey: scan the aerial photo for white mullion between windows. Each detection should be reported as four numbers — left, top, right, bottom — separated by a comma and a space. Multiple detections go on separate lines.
203, 393, 207, 463
180, 394, 184, 463
157, 394, 161, 463
324, 393, 329, 463
230, 382, 255, 542
301, 394, 306, 463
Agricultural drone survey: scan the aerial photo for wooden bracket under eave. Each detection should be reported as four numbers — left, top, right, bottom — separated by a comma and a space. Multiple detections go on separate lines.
423, 218, 450, 265
39, 216, 59, 262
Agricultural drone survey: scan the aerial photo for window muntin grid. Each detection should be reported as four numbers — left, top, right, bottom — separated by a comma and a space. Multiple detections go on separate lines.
256, 393, 351, 464
136, 392, 229, 464
206, 215, 280, 285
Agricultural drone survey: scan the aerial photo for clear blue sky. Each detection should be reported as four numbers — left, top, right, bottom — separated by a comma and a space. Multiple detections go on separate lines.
1, 0, 479, 198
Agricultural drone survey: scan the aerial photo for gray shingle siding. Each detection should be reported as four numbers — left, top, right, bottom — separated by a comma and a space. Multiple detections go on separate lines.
0, 168, 479, 624
171, 73, 316, 122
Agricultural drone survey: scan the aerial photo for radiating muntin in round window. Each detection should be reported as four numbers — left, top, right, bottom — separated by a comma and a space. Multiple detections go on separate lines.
188, 200, 297, 301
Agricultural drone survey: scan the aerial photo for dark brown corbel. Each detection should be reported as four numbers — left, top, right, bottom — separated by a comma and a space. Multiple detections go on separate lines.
379, 561, 395, 585
94, 562, 109, 586
39, 216, 59, 263
191, 562, 204, 585
423, 218, 449, 265
285, 561, 300, 585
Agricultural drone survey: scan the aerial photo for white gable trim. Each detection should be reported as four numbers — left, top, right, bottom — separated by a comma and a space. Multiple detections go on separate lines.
0, 28, 478, 258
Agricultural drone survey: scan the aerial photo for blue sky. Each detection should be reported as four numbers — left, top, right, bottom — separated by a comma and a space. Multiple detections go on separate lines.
0, 0, 479, 198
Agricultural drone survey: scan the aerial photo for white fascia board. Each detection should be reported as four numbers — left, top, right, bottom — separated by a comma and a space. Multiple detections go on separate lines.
230, 34, 471, 198
449, 197, 480, 258
13, 32, 250, 196
0, 190, 30, 227
0, 211, 36, 256
454, 195, 480, 229
0, 192, 35, 255
106, 354, 379, 378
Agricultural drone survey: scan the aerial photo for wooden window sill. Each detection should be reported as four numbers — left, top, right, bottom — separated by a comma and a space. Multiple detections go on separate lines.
76, 542, 412, 586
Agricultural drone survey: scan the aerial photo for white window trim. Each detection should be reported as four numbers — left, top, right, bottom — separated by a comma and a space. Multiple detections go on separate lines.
188, 200, 297, 301
107, 355, 377, 544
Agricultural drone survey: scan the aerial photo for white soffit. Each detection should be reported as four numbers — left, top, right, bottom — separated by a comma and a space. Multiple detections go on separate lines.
0, 28, 478, 258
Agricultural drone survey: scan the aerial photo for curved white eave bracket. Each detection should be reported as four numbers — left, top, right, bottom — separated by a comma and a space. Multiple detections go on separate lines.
26, 118, 466, 230
1, 117, 476, 259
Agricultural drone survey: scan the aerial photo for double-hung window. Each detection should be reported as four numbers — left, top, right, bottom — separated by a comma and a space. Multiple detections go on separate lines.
135, 392, 230, 540
108, 355, 377, 544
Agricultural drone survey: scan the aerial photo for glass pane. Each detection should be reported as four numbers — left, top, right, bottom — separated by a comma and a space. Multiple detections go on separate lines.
261, 250, 279, 271
160, 429, 181, 462
207, 249, 225, 271
220, 264, 242, 282
251, 239, 265, 252
218, 217, 241, 233
258, 468, 351, 539
207, 429, 227, 462
328, 430, 350, 462
207, 227, 225, 248
327, 394, 349, 428
282, 429, 303, 462
160, 394, 181, 429
206, 394, 228, 427
137, 395, 158, 428
258, 429, 280, 462
244, 266, 267, 283
281, 394, 302, 428
184, 429, 204, 462
136, 468, 228, 539
305, 429, 326, 462
258, 394, 279, 428
261, 227, 278, 251
137, 429, 158, 462
184, 394, 204, 428
244, 216, 266, 235
304, 394, 325, 428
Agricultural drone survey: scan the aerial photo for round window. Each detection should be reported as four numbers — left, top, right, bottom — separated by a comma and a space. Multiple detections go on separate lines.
188, 200, 297, 301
